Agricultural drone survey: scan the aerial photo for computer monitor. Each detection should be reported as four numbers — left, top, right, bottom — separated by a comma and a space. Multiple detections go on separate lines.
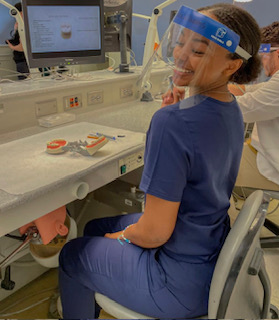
21, 0, 105, 69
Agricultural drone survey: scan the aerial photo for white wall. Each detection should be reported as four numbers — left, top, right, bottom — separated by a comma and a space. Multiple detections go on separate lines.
1, 0, 278, 67
132, 0, 279, 65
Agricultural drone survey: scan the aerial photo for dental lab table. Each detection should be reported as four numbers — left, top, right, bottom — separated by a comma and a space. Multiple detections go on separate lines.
0, 100, 161, 238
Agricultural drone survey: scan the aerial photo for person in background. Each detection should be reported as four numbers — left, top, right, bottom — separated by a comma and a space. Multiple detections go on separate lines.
229, 21, 279, 195
6, 2, 29, 80
59, 3, 262, 319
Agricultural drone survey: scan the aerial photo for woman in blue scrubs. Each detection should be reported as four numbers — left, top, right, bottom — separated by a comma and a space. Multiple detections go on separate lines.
59, 4, 262, 318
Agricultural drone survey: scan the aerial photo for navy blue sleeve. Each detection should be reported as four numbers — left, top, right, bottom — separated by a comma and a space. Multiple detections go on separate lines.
140, 108, 194, 202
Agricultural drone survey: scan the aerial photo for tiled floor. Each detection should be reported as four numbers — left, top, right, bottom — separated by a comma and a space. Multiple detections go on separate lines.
0, 267, 114, 319
0, 198, 279, 319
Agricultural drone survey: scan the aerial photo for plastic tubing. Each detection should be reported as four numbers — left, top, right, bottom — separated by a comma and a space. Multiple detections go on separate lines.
0, 286, 57, 315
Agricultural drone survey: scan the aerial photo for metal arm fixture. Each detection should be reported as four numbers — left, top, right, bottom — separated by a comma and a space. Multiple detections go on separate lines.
134, 0, 177, 101
0, 0, 29, 66
141, 0, 177, 70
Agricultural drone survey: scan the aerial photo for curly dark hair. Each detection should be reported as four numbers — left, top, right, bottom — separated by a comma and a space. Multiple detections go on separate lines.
261, 21, 279, 46
14, 2, 22, 12
197, 3, 262, 84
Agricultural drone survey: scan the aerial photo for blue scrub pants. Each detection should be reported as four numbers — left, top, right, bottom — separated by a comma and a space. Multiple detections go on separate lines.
59, 213, 196, 319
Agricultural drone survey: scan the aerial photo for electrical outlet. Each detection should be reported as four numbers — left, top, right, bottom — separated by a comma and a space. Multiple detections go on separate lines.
63, 94, 82, 110
87, 90, 103, 105
120, 86, 133, 98
35, 99, 57, 117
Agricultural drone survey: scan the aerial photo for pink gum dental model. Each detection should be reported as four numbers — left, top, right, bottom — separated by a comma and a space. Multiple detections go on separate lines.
46, 136, 108, 156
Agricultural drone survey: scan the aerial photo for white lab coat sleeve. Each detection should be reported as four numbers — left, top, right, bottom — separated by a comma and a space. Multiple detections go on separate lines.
245, 82, 265, 92
237, 73, 279, 123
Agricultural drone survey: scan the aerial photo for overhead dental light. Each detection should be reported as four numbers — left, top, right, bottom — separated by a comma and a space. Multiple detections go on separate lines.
233, 0, 253, 9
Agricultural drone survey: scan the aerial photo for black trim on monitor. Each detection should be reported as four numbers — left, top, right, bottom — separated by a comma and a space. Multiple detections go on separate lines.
22, 0, 105, 68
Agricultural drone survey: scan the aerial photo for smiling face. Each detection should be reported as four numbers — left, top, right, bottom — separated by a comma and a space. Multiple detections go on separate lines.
172, 29, 233, 89
171, 12, 243, 92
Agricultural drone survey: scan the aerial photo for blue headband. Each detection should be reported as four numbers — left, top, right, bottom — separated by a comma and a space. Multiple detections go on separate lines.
173, 6, 251, 60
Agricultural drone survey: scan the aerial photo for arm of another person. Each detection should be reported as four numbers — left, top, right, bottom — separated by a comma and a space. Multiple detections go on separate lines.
6, 39, 24, 52
228, 82, 265, 96
229, 75, 279, 123
105, 194, 180, 248
228, 83, 246, 96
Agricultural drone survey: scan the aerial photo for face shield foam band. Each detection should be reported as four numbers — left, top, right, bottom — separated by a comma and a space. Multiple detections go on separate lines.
173, 6, 252, 60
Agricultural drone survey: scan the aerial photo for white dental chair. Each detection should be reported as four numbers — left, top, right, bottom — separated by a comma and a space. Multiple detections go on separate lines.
235, 187, 279, 248
259, 190, 279, 249
95, 190, 278, 319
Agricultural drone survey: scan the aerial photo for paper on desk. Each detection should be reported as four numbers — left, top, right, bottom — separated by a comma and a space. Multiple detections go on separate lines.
0, 122, 145, 195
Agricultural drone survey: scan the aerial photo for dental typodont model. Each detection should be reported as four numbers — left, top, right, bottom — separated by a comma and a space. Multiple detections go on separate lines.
46, 135, 108, 156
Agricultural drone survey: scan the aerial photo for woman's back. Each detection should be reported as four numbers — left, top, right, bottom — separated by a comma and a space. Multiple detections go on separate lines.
140, 96, 244, 314
140, 95, 244, 261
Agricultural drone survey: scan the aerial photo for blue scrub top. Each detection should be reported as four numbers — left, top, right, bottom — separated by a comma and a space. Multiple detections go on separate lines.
140, 95, 244, 263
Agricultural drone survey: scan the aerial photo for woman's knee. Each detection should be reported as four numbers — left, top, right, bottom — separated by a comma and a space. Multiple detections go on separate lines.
59, 237, 85, 268
83, 217, 105, 236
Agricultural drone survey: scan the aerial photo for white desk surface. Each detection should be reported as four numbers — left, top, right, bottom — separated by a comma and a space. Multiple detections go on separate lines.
0, 99, 161, 237
0, 122, 146, 195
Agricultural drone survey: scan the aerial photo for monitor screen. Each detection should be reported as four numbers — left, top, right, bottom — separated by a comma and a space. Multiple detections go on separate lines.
22, 0, 105, 68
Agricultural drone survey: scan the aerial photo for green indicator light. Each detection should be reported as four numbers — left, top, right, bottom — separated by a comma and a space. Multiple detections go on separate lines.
121, 165, 126, 174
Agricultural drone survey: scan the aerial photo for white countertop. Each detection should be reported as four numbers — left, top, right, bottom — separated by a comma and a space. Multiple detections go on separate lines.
0, 99, 160, 145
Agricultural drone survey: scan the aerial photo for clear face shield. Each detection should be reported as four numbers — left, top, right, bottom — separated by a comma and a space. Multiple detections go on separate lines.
139, 6, 251, 101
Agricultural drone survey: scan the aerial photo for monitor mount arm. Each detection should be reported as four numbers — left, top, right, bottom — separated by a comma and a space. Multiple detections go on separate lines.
0, 0, 29, 66
119, 12, 129, 72
106, 11, 130, 73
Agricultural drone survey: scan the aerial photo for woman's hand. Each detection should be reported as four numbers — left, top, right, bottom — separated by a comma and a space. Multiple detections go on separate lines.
161, 87, 185, 108
104, 231, 122, 239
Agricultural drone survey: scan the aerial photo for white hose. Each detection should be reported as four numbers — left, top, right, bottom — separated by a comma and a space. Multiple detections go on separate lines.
0, 297, 50, 317
0, 286, 57, 314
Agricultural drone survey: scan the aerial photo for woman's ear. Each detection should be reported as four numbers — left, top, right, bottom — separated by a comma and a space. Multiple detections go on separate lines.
223, 59, 243, 78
